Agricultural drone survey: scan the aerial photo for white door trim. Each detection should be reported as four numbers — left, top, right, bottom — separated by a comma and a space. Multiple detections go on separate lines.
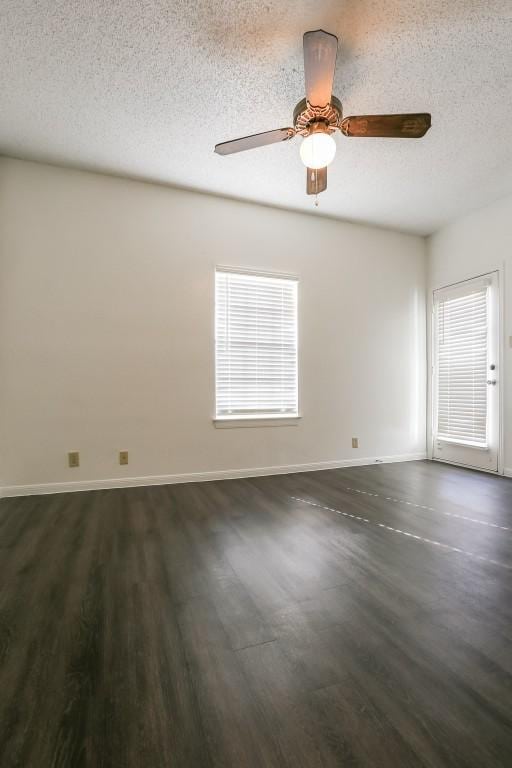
430, 268, 504, 474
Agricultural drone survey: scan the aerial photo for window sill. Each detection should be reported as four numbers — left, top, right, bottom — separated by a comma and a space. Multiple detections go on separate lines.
213, 416, 301, 429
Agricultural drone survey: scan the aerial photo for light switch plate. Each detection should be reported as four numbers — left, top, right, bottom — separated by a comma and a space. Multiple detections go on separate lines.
352, 437, 359, 449
119, 451, 129, 465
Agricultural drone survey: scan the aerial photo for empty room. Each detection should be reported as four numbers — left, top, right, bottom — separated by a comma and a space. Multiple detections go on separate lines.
1, 2, 511, 766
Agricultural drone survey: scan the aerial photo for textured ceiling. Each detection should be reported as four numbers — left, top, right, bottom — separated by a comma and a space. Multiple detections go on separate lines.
1, 1, 512, 234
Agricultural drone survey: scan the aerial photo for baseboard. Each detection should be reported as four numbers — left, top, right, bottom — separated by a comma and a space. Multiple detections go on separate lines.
0, 452, 427, 498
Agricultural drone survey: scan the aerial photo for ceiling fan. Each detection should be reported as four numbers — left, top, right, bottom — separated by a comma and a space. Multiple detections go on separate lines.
214, 30, 431, 198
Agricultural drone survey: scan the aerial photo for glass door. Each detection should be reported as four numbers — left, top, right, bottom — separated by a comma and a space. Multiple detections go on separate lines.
432, 272, 499, 472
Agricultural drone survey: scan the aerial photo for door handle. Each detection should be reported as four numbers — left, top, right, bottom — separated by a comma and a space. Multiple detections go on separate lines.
487, 379, 497, 385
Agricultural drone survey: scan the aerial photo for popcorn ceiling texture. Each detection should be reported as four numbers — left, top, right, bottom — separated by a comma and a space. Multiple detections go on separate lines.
1, 0, 511, 234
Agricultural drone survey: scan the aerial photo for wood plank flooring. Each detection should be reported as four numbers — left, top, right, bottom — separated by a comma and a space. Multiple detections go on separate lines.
1, 460, 512, 767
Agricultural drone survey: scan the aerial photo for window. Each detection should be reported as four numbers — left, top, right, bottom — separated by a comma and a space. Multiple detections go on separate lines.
434, 280, 489, 446
215, 268, 298, 420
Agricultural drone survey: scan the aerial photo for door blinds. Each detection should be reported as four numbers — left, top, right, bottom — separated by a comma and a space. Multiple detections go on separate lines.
435, 283, 489, 446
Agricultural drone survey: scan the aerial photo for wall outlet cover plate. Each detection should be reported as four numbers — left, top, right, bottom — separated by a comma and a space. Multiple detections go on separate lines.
68, 451, 80, 468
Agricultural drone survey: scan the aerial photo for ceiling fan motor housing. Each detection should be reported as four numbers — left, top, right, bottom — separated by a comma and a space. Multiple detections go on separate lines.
293, 96, 343, 136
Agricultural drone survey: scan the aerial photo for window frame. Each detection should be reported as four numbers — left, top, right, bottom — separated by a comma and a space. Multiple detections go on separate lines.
213, 265, 300, 427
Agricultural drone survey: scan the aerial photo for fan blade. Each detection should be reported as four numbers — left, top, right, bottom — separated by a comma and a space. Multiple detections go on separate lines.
306, 167, 327, 195
214, 128, 294, 155
303, 30, 338, 108
340, 113, 431, 138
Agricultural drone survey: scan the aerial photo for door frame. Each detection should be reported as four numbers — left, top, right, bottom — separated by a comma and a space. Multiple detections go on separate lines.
428, 264, 505, 476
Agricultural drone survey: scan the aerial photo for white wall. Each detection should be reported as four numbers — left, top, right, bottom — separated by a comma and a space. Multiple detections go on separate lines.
0, 158, 426, 493
428, 195, 512, 473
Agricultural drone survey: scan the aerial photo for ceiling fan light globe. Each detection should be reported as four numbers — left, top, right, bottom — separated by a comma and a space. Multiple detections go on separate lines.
299, 132, 336, 169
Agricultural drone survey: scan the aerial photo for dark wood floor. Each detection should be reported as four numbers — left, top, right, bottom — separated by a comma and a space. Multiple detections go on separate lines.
1, 460, 512, 767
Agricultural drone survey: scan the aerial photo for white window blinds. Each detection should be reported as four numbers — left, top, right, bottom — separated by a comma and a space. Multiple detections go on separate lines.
215, 268, 298, 418
434, 283, 489, 446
